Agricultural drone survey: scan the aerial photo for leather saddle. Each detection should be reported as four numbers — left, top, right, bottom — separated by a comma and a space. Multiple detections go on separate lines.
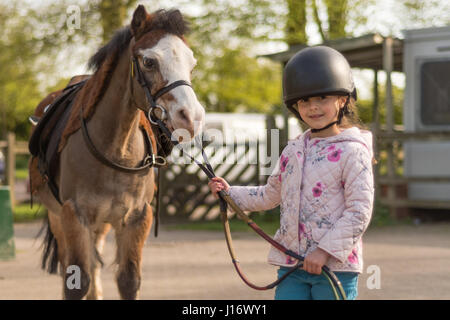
29, 78, 89, 203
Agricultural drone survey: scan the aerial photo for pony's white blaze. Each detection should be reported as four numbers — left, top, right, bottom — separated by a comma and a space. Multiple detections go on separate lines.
140, 34, 205, 138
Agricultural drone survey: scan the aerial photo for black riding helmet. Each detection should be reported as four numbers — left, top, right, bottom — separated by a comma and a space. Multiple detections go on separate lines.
283, 46, 357, 130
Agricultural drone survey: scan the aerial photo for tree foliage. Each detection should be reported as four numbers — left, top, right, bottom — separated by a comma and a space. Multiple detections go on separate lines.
285, 0, 307, 46
0, 0, 140, 139
310, 0, 371, 42
99, 0, 137, 42
0, 3, 44, 139
194, 47, 282, 113
358, 84, 404, 126
324, 0, 347, 40
185, 0, 284, 113
1, 0, 446, 139
399, 0, 450, 29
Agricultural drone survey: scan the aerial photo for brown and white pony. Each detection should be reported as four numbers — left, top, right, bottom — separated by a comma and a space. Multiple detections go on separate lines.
29, 5, 205, 299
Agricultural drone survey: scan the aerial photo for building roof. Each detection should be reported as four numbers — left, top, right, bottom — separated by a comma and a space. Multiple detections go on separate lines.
263, 33, 404, 72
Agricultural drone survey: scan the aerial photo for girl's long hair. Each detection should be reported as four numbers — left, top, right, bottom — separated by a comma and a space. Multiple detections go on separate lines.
338, 97, 377, 164
339, 97, 367, 130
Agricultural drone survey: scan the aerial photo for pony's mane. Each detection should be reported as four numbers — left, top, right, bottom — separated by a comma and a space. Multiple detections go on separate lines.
88, 27, 132, 72
87, 9, 189, 72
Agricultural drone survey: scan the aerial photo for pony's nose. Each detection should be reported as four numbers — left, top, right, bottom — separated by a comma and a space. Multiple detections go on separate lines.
176, 108, 194, 137
177, 108, 190, 122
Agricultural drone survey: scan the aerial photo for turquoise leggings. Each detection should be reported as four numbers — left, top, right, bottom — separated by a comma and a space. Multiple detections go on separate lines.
275, 267, 359, 300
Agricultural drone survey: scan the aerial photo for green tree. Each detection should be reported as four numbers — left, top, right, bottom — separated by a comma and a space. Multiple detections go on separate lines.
0, 3, 44, 139
186, 0, 285, 113
358, 84, 404, 126
309, 0, 375, 42
311, 0, 348, 41
285, 0, 307, 46
194, 47, 281, 113
0, 0, 141, 139
99, 0, 137, 42
399, 0, 450, 29
325, 0, 347, 40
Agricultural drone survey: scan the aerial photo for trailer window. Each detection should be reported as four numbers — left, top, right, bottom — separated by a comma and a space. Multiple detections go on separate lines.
421, 60, 450, 125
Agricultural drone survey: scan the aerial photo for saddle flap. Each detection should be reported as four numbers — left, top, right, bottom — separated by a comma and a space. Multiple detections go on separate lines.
29, 79, 88, 157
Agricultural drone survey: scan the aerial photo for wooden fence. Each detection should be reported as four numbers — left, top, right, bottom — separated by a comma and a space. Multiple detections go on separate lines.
0, 132, 267, 220
157, 140, 264, 221
0, 132, 29, 208
3, 128, 450, 219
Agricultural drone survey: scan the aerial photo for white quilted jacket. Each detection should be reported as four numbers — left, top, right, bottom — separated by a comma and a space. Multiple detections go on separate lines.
228, 127, 374, 273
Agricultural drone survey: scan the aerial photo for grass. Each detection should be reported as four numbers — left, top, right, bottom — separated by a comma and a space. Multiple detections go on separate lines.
13, 203, 47, 223
15, 168, 29, 180
8, 180, 410, 228
169, 203, 410, 233
167, 209, 280, 235
368, 200, 413, 228
11, 155, 40, 222
368, 201, 394, 228
14, 154, 30, 180
11, 198, 408, 230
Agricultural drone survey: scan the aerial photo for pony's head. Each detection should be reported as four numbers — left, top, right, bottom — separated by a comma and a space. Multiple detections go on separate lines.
129, 5, 205, 140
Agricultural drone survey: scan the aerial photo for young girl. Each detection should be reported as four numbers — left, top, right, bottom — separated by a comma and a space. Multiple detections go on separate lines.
208, 46, 374, 300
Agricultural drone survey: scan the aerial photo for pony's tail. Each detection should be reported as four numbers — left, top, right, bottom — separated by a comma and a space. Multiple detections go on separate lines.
37, 216, 60, 274
37, 216, 104, 274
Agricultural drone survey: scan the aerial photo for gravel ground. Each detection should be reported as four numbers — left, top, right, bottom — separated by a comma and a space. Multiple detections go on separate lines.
1, 221, 450, 300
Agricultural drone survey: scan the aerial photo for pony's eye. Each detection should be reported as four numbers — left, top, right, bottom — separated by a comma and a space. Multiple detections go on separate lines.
142, 57, 156, 69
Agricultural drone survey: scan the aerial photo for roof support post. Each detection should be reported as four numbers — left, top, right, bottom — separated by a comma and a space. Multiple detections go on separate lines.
372, 69, 380, 201
383, 36, 396, 218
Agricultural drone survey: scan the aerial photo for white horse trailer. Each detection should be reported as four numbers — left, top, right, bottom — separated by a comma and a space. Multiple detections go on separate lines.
403, 26, 450, 201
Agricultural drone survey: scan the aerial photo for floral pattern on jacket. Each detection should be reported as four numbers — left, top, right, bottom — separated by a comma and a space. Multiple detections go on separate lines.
228, 127, 374, 273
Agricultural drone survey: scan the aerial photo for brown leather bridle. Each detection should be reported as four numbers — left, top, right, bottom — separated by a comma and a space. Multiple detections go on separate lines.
79, 53, 193, 173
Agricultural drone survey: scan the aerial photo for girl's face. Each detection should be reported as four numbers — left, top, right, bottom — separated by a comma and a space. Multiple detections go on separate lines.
296, 95, 346, 130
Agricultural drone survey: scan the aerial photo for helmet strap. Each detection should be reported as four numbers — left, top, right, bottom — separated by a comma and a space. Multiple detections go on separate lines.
311, 120, 338, 133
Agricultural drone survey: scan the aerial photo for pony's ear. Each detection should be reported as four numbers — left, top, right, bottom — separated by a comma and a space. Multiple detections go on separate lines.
131, 5, 148, 39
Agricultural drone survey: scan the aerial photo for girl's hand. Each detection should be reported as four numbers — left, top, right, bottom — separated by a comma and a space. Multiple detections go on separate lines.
208, 177, 230, 199
303, 248, 330, 275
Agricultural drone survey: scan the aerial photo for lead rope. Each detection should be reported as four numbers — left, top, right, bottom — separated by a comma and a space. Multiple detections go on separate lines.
218, 189, 346, 299
153, 118, 346, 299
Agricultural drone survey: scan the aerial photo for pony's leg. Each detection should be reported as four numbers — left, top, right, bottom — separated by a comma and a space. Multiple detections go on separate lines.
86, 223, 111, 300
47, 211, 68, 299
115, 203, 153, 300
60, 200, 91, 300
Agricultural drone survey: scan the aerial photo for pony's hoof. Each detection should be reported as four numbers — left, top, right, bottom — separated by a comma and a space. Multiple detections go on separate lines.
64, 270, 90, 300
